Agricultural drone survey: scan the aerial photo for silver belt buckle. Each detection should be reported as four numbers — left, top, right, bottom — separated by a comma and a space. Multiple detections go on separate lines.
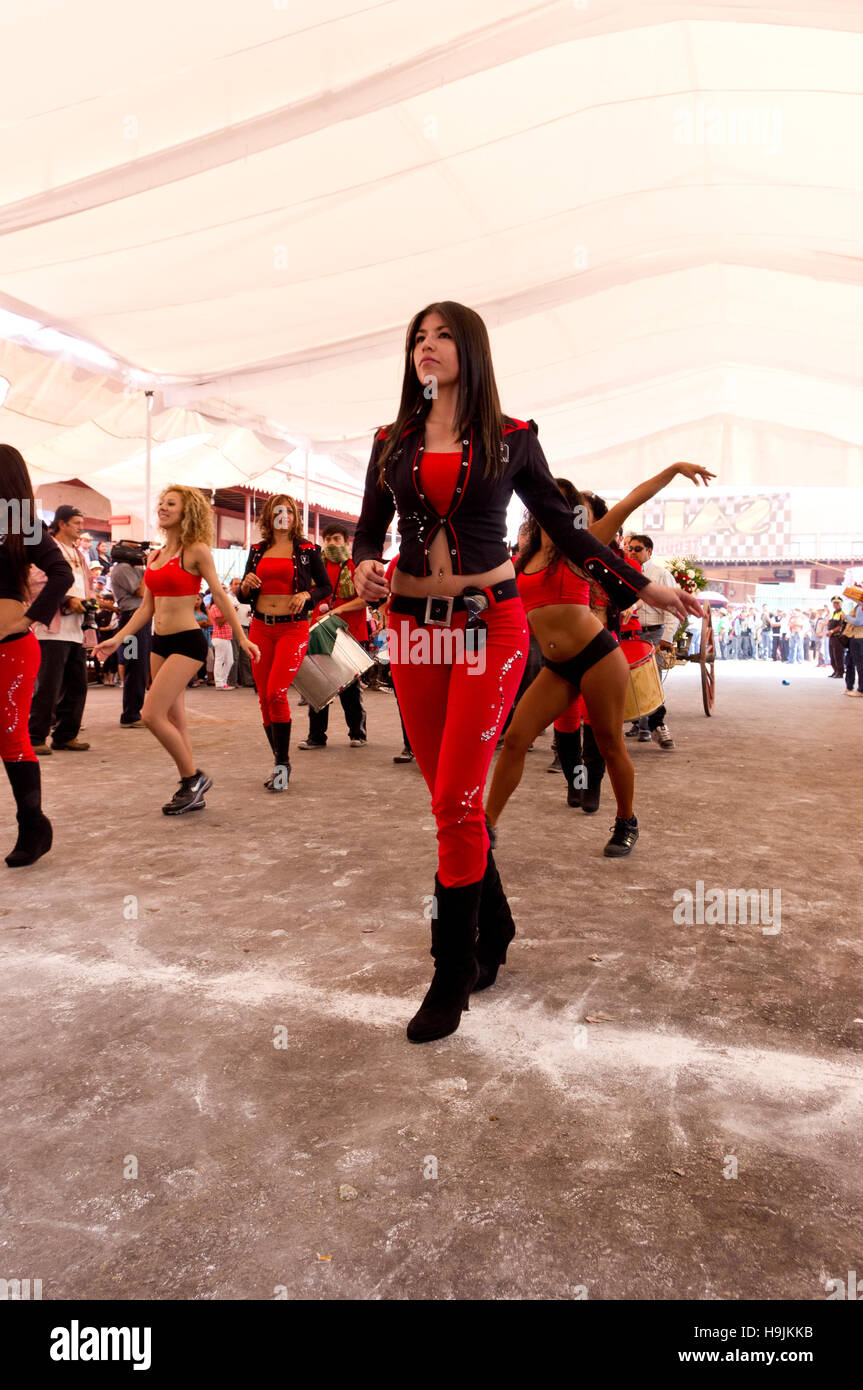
264, 613, 276, 625
423, 595, 454, 627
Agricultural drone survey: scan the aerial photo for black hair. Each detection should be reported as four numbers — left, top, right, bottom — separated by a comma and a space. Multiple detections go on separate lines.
377, 301, 505, 483
0, 443, 37, 599
515, 477, 587, 575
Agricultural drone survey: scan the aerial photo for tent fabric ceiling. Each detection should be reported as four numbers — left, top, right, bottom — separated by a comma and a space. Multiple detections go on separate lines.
1, 0, 862, 493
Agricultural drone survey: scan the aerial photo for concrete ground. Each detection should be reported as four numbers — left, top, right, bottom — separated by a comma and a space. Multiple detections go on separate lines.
2, 658, 861, 1301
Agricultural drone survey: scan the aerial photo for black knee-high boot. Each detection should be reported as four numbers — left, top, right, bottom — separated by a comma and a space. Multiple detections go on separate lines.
556, 728, 584, 807
265, 722, 292, 792
473, 850, 516, 991
4, 760, 53, 867
407, 877, 481, 1043
581, 723, 605, 814
262, 723, 274, 786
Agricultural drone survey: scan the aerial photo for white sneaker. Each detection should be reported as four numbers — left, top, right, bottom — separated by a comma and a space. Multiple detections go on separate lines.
844, 689, 863, 698
653, 724, 675, 748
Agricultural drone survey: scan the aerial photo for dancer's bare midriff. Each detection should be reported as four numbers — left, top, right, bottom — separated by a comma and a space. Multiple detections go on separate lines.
390, 529, 513, 599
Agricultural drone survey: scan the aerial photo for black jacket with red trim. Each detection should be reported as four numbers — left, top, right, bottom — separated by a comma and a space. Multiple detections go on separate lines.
238, 539, 332, 619
352, 415, 649, 610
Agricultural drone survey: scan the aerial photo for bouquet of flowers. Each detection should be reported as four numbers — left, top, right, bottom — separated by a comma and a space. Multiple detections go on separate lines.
667, 556, 707, 646
667, 556, 707, 594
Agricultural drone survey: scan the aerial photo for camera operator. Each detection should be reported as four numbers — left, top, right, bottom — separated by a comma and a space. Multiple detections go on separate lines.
28, 505, 97, 754
108, 540, 151, 727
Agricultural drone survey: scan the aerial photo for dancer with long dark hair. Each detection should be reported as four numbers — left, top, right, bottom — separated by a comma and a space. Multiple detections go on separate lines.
0, 445, 73, 866
353, 301, 702, 1041
487, 463, 712, 855
237, 494, 331, 791
94, 486, 260, 814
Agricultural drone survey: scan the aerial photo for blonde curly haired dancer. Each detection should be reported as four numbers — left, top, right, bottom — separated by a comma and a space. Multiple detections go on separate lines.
95, 486, 260, 815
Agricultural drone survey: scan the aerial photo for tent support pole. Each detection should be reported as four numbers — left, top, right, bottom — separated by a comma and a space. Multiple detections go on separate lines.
144, 390, 154, 538
244, 492, 251, 549
303, 452, 309, 535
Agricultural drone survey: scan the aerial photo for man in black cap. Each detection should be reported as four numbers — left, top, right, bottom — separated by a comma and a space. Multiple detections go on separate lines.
28, 505, 96, 754
827, 596, 848, 678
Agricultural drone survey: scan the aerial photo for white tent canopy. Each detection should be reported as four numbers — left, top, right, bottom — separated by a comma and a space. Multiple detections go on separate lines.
1, 0, 862, 506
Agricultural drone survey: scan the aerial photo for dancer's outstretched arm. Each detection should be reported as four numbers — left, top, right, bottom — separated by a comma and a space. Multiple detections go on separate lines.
588, 462, 715, 546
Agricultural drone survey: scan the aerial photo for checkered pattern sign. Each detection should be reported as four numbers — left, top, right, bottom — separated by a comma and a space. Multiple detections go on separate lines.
641, 493, 792, 560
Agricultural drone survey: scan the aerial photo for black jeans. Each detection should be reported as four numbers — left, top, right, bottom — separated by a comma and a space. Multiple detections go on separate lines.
308, 679, 367, 743
234, 632, 255, 687
829, 633, 847, 677
30, 640, 88, 745
119, 612, 152, 724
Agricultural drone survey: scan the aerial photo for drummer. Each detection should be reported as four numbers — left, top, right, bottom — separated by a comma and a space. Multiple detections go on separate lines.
486, 463, 712, 857
623, 534, 678, 748
298, 525, 370, 751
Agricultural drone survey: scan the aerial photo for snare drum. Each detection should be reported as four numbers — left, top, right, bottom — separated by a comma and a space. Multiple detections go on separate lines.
620, 638, 664, 721
292, 618, 374, 712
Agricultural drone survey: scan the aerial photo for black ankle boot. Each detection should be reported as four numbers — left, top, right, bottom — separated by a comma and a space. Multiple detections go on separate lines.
555, 728, 583, 808
265, 722, 292, 792
473, 850, 516, 991
4, 760, 53, 867
407, 877, 481, 1043
581, 724, 605, 814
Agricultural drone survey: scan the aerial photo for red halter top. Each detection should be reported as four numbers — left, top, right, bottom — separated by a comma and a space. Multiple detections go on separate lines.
517, 559, 590, 613
144, 550, 201, 597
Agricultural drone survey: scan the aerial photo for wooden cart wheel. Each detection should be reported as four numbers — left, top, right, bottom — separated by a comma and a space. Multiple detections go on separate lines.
700, 605, 716, 716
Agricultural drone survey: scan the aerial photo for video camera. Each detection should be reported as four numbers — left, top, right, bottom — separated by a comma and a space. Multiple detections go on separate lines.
110, 539, 152, 567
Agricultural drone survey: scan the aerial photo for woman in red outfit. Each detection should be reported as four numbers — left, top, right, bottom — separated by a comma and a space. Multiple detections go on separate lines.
237, 494, 331, 791
353, 301, 701, 1043
0, 445, 74, 866
486, 463, 712, 857
95, 486, 259, 814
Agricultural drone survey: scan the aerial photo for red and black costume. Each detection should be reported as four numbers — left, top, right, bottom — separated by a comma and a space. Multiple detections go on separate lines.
238, 539, 331, 785
354, 414, 647, 883
354, 414, 649, 1039
144, 549, 209, 664
0, 523, 73, 865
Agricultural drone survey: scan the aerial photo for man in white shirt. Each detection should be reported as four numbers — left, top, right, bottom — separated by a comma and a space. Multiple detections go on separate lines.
29, 505, 96, 753
625, 534, 677, 750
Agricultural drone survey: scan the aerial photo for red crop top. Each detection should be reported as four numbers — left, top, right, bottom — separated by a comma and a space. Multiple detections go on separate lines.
256, 556, 295, 594
517, 559, 590, 613
419, 452, 463, 518
145, 551, 202, 597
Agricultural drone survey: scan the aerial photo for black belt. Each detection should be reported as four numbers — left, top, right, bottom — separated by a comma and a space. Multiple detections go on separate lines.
0, 629, 29, 645
255, 612, 308, 625
390, 578, 519, 627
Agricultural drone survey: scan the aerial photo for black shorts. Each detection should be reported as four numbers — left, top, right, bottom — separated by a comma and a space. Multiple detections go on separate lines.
152, 629, 209, 663
542, 627, 620, 694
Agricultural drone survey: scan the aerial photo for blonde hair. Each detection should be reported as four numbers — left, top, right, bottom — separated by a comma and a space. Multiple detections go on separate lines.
258, 493, 304, 547
159, 485, 214, 549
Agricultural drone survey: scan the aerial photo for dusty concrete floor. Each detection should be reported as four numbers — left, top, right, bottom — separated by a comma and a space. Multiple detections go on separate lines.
1, 659, 861, 1301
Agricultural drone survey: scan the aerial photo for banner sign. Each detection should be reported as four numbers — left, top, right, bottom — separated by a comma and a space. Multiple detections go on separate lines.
641, 493, 791, 560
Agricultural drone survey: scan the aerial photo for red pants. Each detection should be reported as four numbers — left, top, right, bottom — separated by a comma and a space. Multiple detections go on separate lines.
390, 599, 529, 887
0, 633, 41, 763
249, 617, 309, 724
